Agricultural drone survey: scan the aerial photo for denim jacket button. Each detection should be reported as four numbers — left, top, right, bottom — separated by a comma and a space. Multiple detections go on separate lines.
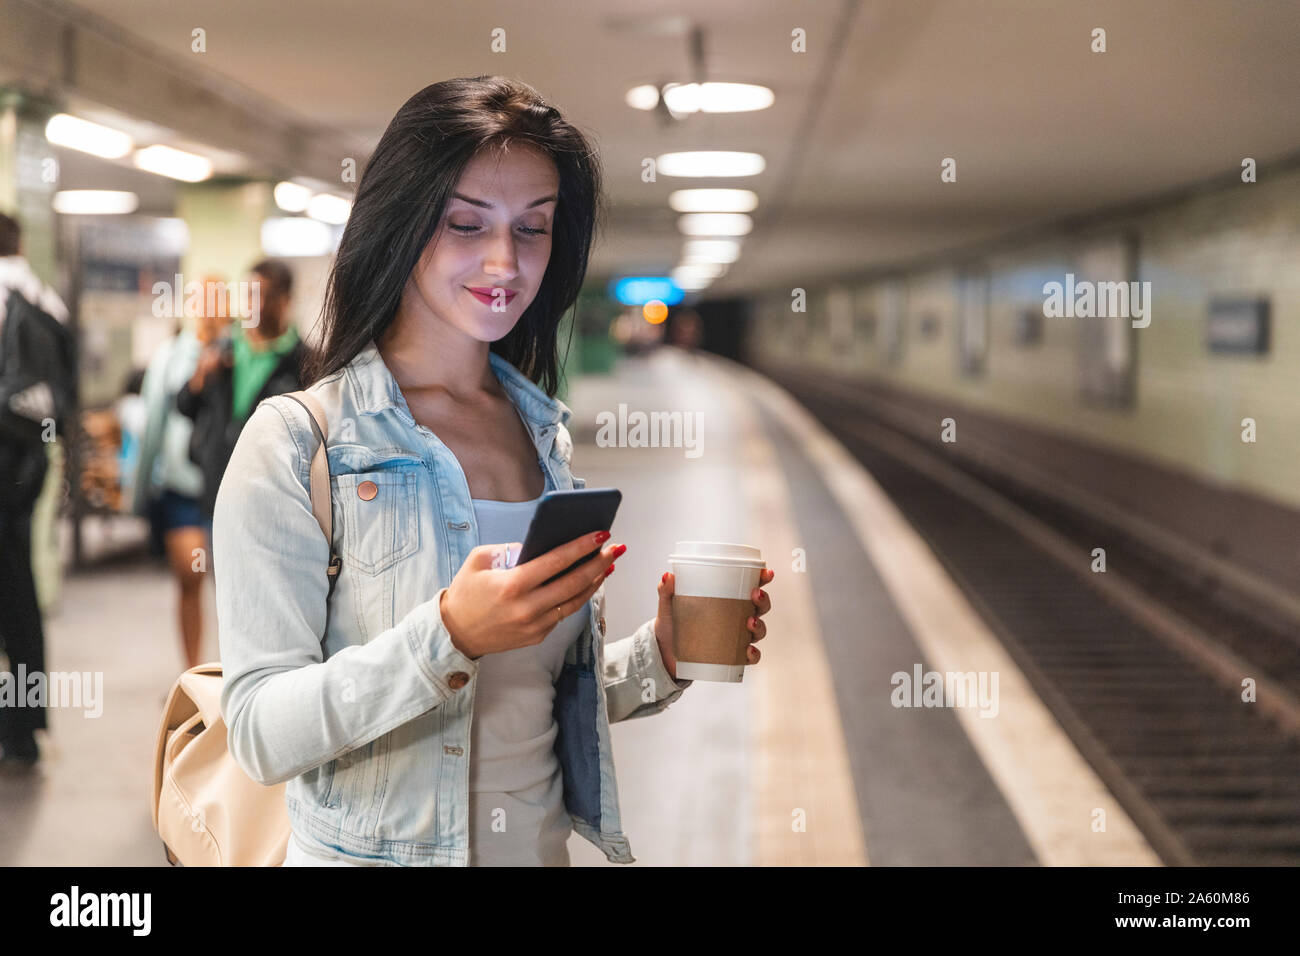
357, 480, 378, 501
447, 672, 470, 690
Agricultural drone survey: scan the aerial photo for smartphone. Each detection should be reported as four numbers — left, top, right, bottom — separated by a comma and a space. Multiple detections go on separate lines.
515, 488, 622, 586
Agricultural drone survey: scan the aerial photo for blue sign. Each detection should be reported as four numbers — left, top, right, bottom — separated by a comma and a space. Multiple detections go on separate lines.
611, 276, 684, 306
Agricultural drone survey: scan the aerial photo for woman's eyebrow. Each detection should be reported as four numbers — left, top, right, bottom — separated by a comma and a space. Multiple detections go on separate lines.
451, 192, 557, 209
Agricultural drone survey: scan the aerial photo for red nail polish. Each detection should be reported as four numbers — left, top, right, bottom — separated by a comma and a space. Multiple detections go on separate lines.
595, 531, 611, 544
612, 544, 627, 559
661, 572, 668, 584
605, 564, 616, 577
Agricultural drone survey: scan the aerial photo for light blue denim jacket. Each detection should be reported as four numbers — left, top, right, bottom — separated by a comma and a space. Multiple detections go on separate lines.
213, 340, 692, 865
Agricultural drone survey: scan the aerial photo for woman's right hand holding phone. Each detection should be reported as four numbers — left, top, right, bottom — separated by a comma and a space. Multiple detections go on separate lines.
440, 531, 626, 660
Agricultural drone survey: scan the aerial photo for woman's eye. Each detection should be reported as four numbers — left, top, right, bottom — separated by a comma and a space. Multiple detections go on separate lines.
448, 223, 548, 236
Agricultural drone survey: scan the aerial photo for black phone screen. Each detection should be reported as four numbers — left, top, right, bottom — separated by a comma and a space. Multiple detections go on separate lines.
516, 488, 622, 586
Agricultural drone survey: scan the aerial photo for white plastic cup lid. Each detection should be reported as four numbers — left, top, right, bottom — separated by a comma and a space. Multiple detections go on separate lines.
669, 541, 765, 567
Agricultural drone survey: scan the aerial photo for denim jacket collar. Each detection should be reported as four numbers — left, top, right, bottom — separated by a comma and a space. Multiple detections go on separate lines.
347, 339, 573, 430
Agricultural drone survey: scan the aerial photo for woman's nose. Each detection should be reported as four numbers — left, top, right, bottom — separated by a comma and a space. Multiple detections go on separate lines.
482, 233, 520, 280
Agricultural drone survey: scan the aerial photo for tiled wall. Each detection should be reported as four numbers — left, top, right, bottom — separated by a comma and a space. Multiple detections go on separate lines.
749, 165, 1300, 510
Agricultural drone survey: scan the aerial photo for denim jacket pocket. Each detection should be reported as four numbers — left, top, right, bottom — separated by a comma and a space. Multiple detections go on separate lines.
332, 736, 392, 834
317, 736, 391, 832
333, 469, 420, 576
317, 757, 339, 809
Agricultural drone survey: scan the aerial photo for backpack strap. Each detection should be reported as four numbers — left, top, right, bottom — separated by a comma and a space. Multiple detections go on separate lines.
281, 391, 343, 597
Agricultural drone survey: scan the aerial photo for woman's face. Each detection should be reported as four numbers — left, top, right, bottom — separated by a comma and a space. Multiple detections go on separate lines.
195, 277, 232, 345
406, 144, 560, 343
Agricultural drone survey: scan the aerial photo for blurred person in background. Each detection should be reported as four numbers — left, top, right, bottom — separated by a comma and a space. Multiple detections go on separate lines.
132, 277, 229, 671
667, 308, 702, 351
0, 212, 75, 769
176, 259, 309, 522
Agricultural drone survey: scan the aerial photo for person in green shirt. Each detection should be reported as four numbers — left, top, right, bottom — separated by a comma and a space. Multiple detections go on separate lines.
232, 304, 300, 421
176, 259, 311, 520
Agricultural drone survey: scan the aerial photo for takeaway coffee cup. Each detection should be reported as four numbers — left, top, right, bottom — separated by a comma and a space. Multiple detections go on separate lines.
669, 541, 766, 682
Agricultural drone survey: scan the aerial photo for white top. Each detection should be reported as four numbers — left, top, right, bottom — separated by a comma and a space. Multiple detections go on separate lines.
466, 494, 586, 866
283, 493, 586, 867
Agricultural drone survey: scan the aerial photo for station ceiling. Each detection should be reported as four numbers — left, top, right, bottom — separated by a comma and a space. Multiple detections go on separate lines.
24, 0, 1300, 295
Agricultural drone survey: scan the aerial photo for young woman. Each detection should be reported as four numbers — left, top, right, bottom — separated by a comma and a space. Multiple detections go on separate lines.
133, 278, 228, 671
213, 76, 775, 867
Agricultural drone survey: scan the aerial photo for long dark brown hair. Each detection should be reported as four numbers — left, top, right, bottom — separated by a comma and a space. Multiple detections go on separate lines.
304, 76, 606, 395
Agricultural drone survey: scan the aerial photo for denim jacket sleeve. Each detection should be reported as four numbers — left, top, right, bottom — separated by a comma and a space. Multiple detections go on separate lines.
214, 397, 480, 787
603, 615, 693, 723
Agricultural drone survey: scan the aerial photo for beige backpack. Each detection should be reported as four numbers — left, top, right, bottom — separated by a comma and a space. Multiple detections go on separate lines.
151, 390, 340, 865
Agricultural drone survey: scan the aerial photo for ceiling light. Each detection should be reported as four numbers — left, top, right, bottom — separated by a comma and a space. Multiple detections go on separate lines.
51, 190, 139, 215
261, 217, 338, 257
682, 239, 741, 263
44, 114, 133, 159
657, 151, 765, 178
307, 193, 352, 225
625, 85, 660, 110
672, 275, 713, 291
671, 271, 720, 290
274, 181, 313, 213
672, 262, 726, 280
668, 189, 758, 213
677, 213, 752, 237
662, 82, 774, 114
134, 145, 213, 182
152, 218, 192, 252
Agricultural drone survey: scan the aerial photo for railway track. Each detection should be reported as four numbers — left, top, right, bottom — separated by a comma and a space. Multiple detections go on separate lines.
764, 363, 1300, 866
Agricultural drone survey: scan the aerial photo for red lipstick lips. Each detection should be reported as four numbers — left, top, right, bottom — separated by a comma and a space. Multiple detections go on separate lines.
466, 286, 517, 306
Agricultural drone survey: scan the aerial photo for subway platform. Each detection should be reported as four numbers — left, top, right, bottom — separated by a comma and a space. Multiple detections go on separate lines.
0, 346, 1162, 866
